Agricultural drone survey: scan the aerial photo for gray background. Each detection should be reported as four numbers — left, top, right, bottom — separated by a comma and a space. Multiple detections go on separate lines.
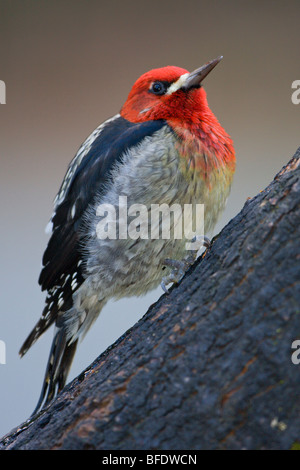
0, 0, 299, 437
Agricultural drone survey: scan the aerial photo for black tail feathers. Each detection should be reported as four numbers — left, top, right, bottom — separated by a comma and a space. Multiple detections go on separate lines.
31, 327, 78, 416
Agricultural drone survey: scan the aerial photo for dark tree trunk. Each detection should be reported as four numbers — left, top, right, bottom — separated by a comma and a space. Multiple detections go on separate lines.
1, 148, 300, 450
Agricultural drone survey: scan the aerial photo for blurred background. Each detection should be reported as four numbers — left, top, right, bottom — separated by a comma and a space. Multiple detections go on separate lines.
0, 0, 299, 437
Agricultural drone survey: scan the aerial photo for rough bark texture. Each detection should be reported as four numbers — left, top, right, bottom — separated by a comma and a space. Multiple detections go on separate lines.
1, 148, 300, 450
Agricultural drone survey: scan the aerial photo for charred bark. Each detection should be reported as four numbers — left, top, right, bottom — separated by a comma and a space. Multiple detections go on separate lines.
1, 148, 300, 450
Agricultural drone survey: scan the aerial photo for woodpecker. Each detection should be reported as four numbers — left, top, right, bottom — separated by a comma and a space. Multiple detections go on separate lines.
20, 57, 235, 414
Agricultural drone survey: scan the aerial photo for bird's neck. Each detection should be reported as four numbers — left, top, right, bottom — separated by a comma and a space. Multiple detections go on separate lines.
167, 100, 235, 177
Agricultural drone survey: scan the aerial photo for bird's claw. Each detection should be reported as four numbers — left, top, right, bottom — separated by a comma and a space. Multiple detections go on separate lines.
161, 258, 192, 294
161, 236, 211, 294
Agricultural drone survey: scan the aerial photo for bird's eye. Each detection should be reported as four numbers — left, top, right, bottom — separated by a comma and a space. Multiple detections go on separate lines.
150, 81, 167, 95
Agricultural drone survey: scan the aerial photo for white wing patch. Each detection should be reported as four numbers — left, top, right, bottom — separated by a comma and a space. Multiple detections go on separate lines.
71, 202, 76, 219
45, 220, 53, 235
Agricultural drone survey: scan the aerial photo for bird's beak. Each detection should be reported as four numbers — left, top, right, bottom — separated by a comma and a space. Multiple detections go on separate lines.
182, 56, 223, 91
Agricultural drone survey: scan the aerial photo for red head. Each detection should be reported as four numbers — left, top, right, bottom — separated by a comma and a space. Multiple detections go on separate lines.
120, 57, 223, 125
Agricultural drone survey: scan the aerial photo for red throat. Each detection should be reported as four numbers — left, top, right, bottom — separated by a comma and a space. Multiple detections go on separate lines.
167, 90, 235, 174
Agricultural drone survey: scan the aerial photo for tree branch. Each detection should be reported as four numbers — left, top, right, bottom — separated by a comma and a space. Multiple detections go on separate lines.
2, 148, 300, 450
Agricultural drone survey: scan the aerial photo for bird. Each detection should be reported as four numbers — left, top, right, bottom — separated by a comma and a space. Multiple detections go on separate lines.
19, 56, 235, 414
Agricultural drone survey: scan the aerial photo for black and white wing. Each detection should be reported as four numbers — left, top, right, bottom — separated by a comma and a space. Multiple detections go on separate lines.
20, 115, 165, 356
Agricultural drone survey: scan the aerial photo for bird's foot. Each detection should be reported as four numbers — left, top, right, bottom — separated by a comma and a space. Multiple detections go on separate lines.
161, 236, 211, 294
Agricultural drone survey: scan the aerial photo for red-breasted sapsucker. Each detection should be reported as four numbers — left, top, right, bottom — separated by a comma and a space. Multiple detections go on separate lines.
20, 57, 235, 414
